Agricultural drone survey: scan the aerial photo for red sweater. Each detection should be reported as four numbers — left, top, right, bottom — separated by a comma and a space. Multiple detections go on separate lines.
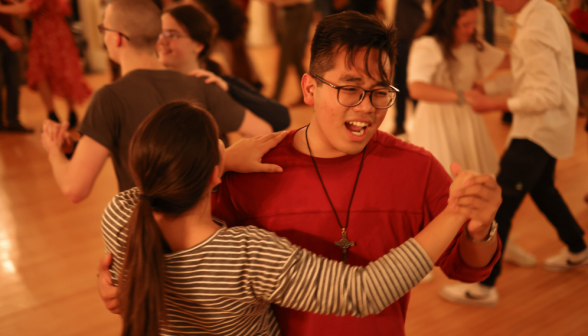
212, 130, 500, 336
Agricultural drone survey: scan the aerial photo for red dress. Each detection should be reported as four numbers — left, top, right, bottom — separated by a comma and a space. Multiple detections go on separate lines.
26, 0, 91, 104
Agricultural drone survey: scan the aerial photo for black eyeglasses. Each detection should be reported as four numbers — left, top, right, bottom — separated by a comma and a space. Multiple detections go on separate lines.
158, 30, 189, 42
312, 75, 399, 109
98, 24, 130, 41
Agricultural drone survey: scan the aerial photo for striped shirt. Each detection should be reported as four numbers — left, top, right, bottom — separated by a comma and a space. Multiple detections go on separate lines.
102, 188, 434, 335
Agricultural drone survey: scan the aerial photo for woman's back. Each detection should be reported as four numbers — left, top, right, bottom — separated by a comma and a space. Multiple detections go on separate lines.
103, 188, 434, 335
104, 189, 285, 335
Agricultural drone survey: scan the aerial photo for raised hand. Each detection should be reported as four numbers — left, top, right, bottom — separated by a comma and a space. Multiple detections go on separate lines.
224, 131, 289, 174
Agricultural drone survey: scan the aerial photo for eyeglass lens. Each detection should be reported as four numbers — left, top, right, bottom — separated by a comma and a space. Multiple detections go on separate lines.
338, 87, 396, 108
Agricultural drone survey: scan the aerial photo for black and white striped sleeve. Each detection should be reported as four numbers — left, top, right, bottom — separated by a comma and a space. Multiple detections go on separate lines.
101, 189, 138, 286
264, 238, 433, 317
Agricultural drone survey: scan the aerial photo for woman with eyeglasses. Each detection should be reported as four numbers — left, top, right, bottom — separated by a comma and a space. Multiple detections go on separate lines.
104, 99, 478, 336
156, 4, 290, 132
0, 0, 91, 128
407, 0, 509, 177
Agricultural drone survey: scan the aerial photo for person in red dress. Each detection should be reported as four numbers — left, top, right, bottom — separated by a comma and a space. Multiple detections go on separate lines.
0, 0, 92, 128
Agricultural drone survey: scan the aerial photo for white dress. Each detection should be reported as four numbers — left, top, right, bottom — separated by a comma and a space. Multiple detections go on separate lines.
407, 36, 505, 176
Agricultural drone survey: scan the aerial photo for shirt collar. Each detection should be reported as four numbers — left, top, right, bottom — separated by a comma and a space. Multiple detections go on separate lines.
516, 0, 544, 27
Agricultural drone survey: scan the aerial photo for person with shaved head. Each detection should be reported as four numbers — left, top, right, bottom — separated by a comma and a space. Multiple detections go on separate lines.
40, 0, 273, 204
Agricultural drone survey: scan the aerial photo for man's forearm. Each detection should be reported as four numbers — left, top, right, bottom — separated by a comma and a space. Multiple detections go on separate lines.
414, 209, 467, 263
458, 225, 499, 268
48, 150, 72, 194
0, 3, 31, 15
0, 26, 12, 41
571, 29, 588, 55
493, 98, 509, 112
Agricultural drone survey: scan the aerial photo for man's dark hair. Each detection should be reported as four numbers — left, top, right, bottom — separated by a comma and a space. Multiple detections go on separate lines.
309, 11, 397, 85
110, 0, 162, 51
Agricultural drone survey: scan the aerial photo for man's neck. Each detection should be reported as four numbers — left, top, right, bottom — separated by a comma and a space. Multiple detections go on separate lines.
119, 49, 166, 76
172, 59, 200, 75
292, 118, 349, 158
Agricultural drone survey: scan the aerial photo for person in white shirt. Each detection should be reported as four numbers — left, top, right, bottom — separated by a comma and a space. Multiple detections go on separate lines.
440, 0, 588, 307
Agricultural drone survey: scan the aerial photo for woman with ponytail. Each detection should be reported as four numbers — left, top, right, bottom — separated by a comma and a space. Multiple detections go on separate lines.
156, 4, 290, 132
102, 101, 488, 335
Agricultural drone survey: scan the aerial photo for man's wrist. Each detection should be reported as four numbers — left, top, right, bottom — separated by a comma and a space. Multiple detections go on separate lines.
48, 147, 67, 161
223, 148, 235, 174
465, 220, 498, 243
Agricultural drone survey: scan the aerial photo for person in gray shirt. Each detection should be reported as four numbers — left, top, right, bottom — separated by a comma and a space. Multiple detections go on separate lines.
40, 0, 273, 203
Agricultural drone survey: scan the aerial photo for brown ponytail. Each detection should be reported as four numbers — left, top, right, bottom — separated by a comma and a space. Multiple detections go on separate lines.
118, 101, 220, 336
120, 198, 167, 336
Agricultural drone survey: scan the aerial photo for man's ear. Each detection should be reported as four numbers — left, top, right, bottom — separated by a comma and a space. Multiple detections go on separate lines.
301, 73, 316, 106
116, 33, 123, 47
209, 165, 222, 189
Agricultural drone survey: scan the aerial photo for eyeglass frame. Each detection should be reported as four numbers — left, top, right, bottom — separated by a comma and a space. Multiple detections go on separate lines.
98, 24, 130, 41
158, 30, 189, 42
311, 75, 400, 109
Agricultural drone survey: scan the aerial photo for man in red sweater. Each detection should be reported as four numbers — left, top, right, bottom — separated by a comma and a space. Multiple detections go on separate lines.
211, 11, 501, 336
98, 11, 502, 336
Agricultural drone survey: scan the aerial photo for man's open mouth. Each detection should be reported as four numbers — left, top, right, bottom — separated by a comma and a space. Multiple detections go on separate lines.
345, 121, 370, 136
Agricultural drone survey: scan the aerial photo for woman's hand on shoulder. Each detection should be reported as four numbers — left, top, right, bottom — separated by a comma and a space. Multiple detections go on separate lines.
190, 69, 229, 92
224, 131, 289, 174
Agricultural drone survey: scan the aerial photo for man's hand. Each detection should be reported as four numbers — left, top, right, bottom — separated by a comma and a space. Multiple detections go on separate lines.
5, 34, 22, 51
190, 69, 229, 92
471, 82, 485, 94
448, 163, 502, 240
41, 120, 74, 155
97, 253, 120, 314
224, 131, 289, 174
464, 90, 507, 113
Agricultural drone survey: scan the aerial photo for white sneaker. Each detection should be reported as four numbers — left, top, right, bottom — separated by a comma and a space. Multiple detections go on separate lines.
439, 283, 498, 307
544, 248, 588, 272
503, 241, 536, 267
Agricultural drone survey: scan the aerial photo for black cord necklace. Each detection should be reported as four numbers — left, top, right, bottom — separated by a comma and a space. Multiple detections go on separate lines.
305, 124, 367, 264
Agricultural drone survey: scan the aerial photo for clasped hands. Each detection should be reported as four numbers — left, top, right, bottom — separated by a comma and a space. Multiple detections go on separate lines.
446, 163, 502, 240
41, 120, 74, 156
461, 82, 504, 113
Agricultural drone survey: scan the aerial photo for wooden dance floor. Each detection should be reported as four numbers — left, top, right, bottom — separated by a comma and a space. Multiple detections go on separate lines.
0, 45, 587, 335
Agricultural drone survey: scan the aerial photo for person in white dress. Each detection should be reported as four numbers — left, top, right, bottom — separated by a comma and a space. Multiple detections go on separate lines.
407, 0, 508, 177
407, 0, 537, 277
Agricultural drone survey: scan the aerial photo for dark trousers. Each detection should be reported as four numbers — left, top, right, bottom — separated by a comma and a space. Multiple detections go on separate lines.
0, 41, 21, 126
273, 3, 313, 101
483, 0, 495, 45
394, 38, 412, 130
481, 139, 586, 287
